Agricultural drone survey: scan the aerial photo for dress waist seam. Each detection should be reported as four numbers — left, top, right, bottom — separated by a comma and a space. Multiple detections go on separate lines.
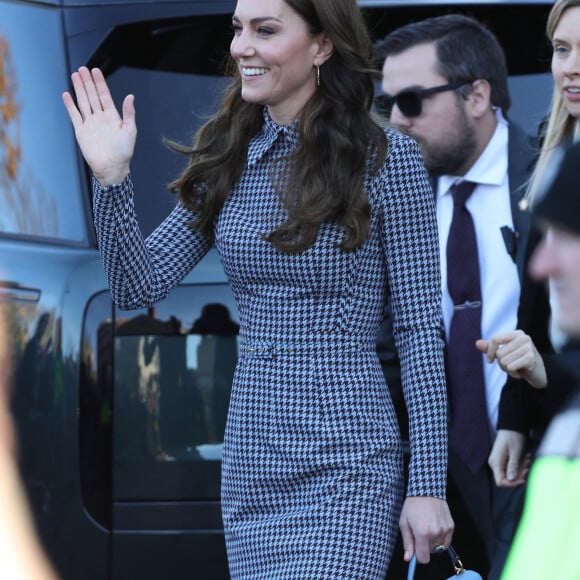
239, 337, 375, 357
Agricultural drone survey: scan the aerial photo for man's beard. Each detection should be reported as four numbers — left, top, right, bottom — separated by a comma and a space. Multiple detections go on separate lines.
412, 111, 477, 176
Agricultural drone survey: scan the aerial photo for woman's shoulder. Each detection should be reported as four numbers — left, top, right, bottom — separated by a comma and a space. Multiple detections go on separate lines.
380, 123, 418, 149
371, 123, 426, 176
377, 124, 423, 166
365, 123, 432, 205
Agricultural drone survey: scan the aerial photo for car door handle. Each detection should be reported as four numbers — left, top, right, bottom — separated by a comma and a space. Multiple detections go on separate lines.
0, 283, 41, 303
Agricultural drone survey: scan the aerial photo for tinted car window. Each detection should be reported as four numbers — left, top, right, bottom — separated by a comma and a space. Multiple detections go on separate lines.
90, 14, 232, 237
113, 283, 239, 501
0, 4, 87, 242
107, 67, 230, 236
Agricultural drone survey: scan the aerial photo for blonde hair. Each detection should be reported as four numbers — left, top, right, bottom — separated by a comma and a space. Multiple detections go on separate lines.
524, 0, 580, 208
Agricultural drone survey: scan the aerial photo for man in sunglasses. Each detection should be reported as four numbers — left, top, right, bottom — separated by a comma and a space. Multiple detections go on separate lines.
374, 14, 552, 580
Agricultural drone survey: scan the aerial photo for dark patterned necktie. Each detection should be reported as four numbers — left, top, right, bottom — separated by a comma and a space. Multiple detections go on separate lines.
446, 181, 491, 473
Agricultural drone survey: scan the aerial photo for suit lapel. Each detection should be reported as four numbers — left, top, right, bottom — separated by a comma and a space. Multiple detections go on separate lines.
506, 122, 538, 282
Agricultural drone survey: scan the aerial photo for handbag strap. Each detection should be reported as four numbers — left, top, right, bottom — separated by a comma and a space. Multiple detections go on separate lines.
407, 553, 416, 580
406, 545, 466, 579
446, 544, 466, 575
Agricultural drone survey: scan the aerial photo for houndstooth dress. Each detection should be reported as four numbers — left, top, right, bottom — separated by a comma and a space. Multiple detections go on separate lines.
93, 110, 448, 579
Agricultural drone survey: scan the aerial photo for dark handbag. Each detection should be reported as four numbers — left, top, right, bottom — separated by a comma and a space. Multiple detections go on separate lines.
406, 545, 483, 579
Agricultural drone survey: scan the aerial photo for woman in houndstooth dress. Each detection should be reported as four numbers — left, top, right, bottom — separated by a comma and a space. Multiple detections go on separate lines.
63, 0, 454, 577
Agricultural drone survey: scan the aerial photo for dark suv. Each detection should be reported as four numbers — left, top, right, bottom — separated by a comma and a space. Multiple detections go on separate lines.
0, 1, 554, 578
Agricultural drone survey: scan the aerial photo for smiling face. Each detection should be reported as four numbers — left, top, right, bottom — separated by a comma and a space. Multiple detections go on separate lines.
551, 5, 580, 119
230, 0, 332, 125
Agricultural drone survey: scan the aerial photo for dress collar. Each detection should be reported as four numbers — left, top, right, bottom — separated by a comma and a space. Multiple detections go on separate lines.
247, 107, 300, 167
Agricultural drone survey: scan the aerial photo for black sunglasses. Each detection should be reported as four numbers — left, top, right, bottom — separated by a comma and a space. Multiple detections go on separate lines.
374, 80, 472, 119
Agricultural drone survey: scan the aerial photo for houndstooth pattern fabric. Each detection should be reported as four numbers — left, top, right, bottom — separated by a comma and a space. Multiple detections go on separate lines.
92, 110, 447, 579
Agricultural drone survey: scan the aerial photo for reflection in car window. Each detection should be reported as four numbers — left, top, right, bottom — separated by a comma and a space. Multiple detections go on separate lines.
113, 284, 239, 501
0, 4, 86, 242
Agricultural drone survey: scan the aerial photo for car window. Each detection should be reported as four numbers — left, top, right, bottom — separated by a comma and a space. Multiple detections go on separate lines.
106, 67, 230, 237
113, 283, 239, 501
92, 14, 233, 237
0, 3, 87, 242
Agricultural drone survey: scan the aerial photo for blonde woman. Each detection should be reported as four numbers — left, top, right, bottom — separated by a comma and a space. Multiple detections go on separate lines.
479, 0, 580, 490
523, 0, 580, 209
525, 0, 580, 350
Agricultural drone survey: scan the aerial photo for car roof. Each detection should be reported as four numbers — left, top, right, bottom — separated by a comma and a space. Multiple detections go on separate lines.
52, 0, 232, 5
36, 0, 231, 6
359, 0, 552, 5
34, 0, 555, 7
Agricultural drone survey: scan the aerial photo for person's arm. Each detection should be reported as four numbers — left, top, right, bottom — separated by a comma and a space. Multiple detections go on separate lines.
490, 225, 552, 431
478, 333, 580, 486
64, 67, 211, 309
477, 333, 580, 422
378, 132, 453, 563
92, 177, 210, 309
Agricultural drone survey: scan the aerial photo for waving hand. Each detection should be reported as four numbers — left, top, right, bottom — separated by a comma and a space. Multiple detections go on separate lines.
62, 66, 136, 186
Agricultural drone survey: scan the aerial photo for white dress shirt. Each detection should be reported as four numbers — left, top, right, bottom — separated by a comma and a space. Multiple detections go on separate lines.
436, 111, 520, 431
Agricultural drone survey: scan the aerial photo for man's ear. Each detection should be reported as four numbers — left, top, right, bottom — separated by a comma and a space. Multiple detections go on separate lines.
465, 79, 492, 118
314, 32, 334, 66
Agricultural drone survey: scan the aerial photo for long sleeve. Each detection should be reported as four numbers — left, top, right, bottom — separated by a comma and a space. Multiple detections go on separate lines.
377, 132, 448, 498
92, 174, 211, 309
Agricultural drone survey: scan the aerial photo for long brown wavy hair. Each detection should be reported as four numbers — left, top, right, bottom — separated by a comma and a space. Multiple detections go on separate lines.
167, 0, 387, 254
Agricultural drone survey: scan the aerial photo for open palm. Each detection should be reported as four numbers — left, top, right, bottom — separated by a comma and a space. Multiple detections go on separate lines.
62, 66, 136, 186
